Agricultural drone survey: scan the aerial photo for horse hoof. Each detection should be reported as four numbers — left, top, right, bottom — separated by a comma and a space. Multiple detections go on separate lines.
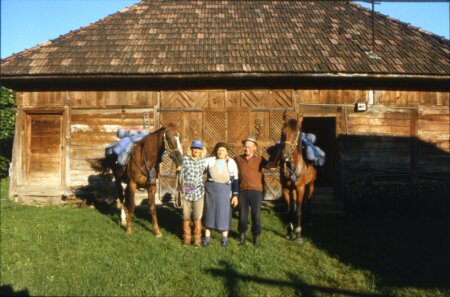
126, 229, 132, 235
295, 237, 303, 244
155, 233, 162, 238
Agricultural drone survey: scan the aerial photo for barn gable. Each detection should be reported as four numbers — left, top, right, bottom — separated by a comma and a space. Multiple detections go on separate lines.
1, 0, 449, 209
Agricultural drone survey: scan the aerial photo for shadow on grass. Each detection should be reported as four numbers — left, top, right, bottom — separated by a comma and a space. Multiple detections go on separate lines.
266, 201, 449, 291
0, 285, 29, 297
302, 213, 449, 291
205, 260, 387, 297
73, 173, 183, 239
133, 204, 183, 237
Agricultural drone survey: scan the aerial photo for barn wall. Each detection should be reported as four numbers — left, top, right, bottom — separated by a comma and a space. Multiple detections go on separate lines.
10, 89, 450, 203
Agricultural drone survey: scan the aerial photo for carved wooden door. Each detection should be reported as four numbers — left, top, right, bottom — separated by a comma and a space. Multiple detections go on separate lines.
159, 90, 296, 201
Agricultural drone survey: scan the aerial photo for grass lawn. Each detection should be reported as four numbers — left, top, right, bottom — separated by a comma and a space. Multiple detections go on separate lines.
1, 178, 448, 296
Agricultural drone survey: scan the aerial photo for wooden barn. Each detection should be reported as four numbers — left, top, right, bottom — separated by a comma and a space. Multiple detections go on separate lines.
1, 0, 449, 209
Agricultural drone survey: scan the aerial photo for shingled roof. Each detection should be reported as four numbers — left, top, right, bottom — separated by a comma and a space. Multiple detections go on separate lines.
1, 0, 449, 78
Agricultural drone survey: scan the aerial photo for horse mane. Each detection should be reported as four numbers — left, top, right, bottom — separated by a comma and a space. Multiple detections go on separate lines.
140, 127, 166, 165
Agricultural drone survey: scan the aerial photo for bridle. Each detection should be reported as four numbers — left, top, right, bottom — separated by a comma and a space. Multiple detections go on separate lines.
283, 129, 300, 163
282, 128, 305, 182
163, 130, 184, 209
163, 131, 183, 159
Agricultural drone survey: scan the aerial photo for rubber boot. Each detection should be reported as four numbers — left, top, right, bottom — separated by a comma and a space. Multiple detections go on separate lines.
193, 220, 202, 248
239, 233, 246, 246
182, 220, 192, 246
221, 236, 228, 249
253, 234, 260, 246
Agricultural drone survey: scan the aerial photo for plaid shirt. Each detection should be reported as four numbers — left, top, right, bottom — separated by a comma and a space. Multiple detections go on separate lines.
181, 155, 208, 201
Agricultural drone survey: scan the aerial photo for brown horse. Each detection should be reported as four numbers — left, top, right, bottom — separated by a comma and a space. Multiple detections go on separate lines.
105, 124, 183, 236
279, 113, 317, 243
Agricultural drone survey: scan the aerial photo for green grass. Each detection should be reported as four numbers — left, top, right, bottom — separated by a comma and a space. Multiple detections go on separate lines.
1, 178, 448, 297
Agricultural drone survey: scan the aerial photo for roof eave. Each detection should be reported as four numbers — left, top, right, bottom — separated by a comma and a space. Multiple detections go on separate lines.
2, 72, 449, 92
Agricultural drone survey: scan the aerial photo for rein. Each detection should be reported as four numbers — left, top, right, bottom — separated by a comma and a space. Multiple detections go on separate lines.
174, 171, 183, 209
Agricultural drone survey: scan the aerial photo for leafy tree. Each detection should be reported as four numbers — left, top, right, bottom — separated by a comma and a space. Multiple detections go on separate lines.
0, 87, 16, 178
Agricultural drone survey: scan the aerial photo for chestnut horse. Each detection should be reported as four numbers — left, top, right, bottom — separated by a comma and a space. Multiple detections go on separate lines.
279, 113, 317, 243
105, 124, 183, 236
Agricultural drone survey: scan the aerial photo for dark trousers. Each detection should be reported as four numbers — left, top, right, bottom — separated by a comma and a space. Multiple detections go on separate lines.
238, 190, 263, 236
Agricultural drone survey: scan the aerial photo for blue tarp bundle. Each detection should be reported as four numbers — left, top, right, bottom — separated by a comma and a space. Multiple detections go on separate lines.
105, 129, 149, 166
301, 133, 326, 167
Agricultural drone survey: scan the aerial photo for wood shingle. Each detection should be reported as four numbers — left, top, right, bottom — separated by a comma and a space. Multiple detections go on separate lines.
1, 0, 449, 77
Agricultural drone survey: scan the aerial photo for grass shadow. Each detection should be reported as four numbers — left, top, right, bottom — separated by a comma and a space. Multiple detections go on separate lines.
0, 285, 30, 297
133, 204, 183, 237
72, 173, 183, 238
205, 260, 388, 297
303, 212, 450, 291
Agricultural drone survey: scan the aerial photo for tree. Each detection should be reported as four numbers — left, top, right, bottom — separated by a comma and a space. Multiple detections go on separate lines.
0, 87, 16, 178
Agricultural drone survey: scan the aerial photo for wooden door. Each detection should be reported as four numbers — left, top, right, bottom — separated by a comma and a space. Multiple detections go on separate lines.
26, 114, 63, 185
159, 90, 297, 201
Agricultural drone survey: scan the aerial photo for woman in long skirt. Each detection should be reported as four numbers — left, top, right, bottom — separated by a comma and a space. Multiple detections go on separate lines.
203, 142, 238, 248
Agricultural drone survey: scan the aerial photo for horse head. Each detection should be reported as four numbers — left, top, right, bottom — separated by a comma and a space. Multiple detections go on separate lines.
281, 113, 303, 162
163, 123, 184, 167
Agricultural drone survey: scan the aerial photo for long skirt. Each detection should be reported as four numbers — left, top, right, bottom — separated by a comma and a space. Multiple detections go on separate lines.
204, 182, 232, 231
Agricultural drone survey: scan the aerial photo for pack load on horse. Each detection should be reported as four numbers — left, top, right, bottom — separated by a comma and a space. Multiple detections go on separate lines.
278, 112, 320, 243
102, 123, 183, 237
105, 129, 150, 166
301, 132, 326, 167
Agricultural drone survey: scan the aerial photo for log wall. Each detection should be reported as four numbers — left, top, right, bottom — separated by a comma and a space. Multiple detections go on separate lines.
10, 89, 450, 202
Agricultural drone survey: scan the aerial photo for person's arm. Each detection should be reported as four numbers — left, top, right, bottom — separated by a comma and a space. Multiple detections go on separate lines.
262, 155, 279, 169
228, 159, 239, 207
231, 176, 239, 207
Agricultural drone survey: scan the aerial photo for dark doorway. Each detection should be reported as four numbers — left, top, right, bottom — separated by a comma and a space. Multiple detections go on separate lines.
302, 117, 335, 187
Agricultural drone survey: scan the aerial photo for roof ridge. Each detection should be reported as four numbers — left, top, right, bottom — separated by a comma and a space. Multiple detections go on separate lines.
350, 1, 449, 45
1, 0, 143, 65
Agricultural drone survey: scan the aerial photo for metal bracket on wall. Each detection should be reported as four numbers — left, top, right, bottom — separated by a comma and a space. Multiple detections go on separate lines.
143, 111, 150, 129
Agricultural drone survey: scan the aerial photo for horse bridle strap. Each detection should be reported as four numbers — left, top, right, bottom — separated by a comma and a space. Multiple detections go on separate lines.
163, 131, 182, 156
284, 155, 305, 182
284, 129, 301, 152
283, 129, 305, 182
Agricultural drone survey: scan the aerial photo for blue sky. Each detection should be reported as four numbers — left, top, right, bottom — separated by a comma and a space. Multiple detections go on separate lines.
1, 0, 449, 59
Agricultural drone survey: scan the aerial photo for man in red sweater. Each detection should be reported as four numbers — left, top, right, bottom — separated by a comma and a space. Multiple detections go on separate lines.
234, 136, 274, 246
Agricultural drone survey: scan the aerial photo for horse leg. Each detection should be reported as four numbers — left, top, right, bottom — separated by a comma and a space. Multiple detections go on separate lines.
148, 184, 162, 238
305, 182, 315, 226
124, 182, 136, 234
294, 185, 305, 244
114, 173, 126, 227
282, 188, 293, 239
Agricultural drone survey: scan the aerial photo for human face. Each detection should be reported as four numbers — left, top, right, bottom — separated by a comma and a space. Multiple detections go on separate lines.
216, 147, 228, 159
244, 141, 256, 157
191, 148, 201, 159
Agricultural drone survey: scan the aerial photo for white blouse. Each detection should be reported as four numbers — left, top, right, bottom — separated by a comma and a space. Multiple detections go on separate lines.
206, 157, 238, 177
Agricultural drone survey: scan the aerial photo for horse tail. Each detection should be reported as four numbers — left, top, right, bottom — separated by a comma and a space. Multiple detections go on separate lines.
88, 154, 117, 175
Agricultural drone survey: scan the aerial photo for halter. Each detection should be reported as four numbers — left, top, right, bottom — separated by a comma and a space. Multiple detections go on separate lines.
283, 129, 301, 162
283, 129, 306, 182
163, 130, 184, 209
163, 131, 183, 158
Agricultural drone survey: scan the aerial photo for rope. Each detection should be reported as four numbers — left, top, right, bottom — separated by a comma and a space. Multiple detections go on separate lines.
173, 171, 183, 209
